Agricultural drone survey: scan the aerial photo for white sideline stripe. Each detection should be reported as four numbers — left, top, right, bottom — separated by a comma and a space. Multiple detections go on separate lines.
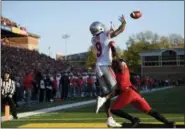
1, 100, 95, 121
9, 117, 184, 121
1, 87, 172, 121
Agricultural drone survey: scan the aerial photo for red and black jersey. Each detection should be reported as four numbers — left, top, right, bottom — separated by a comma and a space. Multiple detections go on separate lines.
115, 62, 133, 91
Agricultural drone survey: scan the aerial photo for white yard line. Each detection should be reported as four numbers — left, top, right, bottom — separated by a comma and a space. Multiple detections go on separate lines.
1, 87, 172, 121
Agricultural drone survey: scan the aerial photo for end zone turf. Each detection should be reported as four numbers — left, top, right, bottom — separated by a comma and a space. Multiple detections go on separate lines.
19, 122, 184, 128
2, 87, 185, 128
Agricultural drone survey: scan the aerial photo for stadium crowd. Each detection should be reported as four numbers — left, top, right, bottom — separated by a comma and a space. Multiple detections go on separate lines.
1, 41, 183, 107
1, 41, 99, 106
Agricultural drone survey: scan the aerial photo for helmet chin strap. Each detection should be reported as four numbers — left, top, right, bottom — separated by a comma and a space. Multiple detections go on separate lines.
95, 31, 104, 36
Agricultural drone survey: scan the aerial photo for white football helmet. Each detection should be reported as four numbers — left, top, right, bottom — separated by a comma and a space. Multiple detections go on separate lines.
90, 21, 106, 36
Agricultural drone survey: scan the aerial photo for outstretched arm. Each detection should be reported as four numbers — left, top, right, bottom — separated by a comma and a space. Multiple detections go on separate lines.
111, 45, 119, 60
110, 15, 126, 38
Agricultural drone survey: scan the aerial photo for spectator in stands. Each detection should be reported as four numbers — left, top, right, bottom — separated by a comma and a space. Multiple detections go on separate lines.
23, 71, 33, 107
135, 76, 141, 90
82, 74, 87, 97
44, 74, 53, 102
75, 75, 80, 97
144, 77, 149, 91
77, 76, 83, 97
13, 75, 21, 107
56, 73, 61, 99
39, 75, 45, 102
87, 74, 94, 97
31, 80, 37, 101
34, 70, 42, 100
165, 79, 169, 87
73, 75, 78, 97
60, 72, 70, 100
92, 74, 97, 97
52, 75, 57, 100
69, 74, 75, 98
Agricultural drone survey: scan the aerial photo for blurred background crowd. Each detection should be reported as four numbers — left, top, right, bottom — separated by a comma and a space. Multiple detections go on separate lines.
1, 42, 184, 108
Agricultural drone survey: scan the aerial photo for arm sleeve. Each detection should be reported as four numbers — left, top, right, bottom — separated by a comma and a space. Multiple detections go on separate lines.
109, 41, 115, 47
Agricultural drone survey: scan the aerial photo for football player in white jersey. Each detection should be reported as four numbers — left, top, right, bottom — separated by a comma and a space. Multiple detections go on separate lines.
89, 15, 126, 128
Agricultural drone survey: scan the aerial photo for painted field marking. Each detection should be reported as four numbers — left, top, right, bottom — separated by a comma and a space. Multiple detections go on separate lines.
19, 122, 185, 128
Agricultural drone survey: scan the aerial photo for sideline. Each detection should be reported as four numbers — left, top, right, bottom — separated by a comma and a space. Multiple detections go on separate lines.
1, 86, 172, 121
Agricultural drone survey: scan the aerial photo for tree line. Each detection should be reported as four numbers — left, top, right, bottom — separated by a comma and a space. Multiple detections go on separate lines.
85, 31, 184, 72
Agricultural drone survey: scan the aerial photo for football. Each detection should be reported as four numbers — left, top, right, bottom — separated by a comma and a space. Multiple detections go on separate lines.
130, 11, 142, 19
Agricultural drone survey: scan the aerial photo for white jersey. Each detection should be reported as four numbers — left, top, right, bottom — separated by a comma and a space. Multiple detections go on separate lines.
91, 31, 113, 66
82, 76, 88, 84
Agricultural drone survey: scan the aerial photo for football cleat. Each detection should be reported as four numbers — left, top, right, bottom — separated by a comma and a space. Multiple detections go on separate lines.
166, 121, 176, 128
107, 117, 122, 128
131, 117, 140, 128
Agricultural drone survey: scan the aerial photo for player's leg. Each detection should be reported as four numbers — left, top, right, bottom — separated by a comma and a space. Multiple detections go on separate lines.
96, 66, 121, 127
111, 89, 140, 127
131, 90, 176, 128
7, 97, 18, 119
97, 76, 121, 127
96, 66, 118, 114
148, 110, 176, 127
97, 75, 112, 116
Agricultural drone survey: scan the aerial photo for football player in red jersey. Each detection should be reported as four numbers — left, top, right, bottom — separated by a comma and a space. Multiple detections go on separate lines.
98, 58, 176, 128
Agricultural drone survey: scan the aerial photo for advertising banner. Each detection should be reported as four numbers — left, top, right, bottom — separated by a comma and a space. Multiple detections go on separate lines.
19, 30, 28, 36
12, 27, 21, 34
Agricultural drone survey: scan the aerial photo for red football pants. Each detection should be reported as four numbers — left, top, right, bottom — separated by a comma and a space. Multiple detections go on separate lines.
111, 87, 152, 113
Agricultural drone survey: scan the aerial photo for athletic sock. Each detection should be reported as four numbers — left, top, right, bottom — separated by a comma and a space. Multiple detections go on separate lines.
104, 99, 111, 117
148, 110, 169, 124
111, 109, 135, 122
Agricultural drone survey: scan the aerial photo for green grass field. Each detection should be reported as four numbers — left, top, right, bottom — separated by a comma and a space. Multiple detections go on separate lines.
1, 86, 185, 128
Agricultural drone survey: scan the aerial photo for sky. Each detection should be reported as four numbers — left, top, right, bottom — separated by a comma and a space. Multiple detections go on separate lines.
2, 1, 184, 58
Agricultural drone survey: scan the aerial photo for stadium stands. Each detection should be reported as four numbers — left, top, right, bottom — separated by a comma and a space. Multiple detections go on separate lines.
1, 16, 40, 50
1, 45, 69, 77
1, 16, 27, 31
